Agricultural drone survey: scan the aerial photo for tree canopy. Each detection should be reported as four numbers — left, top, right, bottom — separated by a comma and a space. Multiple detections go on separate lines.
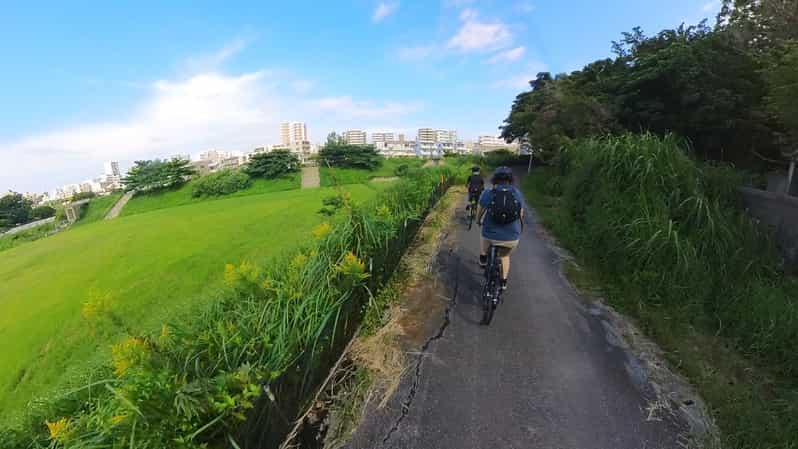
0, 193, 33, 230
500, 5, 797, 169
122, 157, 195, 192
245, 150, 300, 179
318, 142, 382, 170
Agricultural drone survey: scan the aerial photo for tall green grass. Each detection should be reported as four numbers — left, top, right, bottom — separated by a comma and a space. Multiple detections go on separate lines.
0, 222, 59, 253
1, 167, 453, 449
524, 133, 798, 448
319, 158, 425, 186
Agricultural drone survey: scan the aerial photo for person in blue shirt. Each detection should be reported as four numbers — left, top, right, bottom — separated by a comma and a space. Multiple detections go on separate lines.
476, 166, 525, 290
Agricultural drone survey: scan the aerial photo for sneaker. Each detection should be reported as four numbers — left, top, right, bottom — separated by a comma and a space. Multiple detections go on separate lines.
479, 255, 487, 267
500, 279, 508, 290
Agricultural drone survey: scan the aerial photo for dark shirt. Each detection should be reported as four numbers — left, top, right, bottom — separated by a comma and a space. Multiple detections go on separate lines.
479, 185, 523, 241
466, 174, 485, 192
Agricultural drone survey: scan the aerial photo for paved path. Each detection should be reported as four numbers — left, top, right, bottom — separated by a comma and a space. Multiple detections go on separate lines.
104, 191, 134, 220
302, 166, 320, 189
346, 170, 693, 449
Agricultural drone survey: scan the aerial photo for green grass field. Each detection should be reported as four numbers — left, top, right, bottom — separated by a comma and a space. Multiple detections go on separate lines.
0, 184, 377, 418
319, 158, 423, 187
0, 222, 59, 253
75, 192, 124, 225
121, 175, 300, 217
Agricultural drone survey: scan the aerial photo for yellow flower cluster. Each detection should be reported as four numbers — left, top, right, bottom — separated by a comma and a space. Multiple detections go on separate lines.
111, 336, 149, 377
45, 417, 71, 443
81, 289, 113, 322
337, 251, 368, 278
312, 222, 332, 239
376, 205, 392, 220
224, 261, 261, 287
111, 414, 127, 426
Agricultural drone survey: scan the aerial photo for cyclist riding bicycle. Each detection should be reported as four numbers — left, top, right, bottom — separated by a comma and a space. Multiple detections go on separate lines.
477, 166, 524, 290
465, 165, 485, 210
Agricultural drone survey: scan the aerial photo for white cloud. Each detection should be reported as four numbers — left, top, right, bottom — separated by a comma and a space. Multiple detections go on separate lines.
447, 10, 512, 52
487, 46, 526, 63
1, 69, 420, 192
492, 61, 548, 89
398, 45, 437, 61
290, 79, 316, 94
373, 1, 400, 23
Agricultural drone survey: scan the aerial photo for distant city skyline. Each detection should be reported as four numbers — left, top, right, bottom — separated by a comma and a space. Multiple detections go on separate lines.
0, 1, 721, 193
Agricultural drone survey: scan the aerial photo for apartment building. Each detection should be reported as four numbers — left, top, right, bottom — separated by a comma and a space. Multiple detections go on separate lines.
344, 130, 367, 145
280, 122, 308, 145
371, 132, 395, 143
417, 128, 436, 144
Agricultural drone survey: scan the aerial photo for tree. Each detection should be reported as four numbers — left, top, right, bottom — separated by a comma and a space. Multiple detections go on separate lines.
318, 142, 383, 169
245, 150, 301, 179
0, 193, 32, 229
31, 205, 56, 220
122, 157, 195, 192
71, 191, 97, 201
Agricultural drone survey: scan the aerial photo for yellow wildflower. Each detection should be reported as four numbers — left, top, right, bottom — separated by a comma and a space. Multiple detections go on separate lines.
312, 222, 332, 239
223, 263, 240, 286
111, 414, 127, 426
238, 260, 260, 283
111, 337, 148, 377
260, 279, 272, 290
337, 251, 368, 279
46, 418, 71, 443
376, 205, 391, 219
290, 254, 308, 272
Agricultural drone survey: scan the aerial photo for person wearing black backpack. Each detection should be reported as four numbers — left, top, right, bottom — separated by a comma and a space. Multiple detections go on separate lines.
465, 165, 485, 211
476, 166, 524, 290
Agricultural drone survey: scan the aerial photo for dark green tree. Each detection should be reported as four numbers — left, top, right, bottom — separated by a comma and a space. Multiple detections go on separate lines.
245, 150, 301, 179
30, 205, 56, 220
0, 193, 32, 229
122, 157, 195, 192
318, 142, 383, 169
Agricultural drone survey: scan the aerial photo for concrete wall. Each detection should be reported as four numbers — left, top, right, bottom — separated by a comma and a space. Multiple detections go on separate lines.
739, 187, 798, 270
1, 216, 56, 236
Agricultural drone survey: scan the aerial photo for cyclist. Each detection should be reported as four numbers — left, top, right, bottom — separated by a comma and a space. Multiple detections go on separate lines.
465, 165, 485, 211
477, 166, 524, 290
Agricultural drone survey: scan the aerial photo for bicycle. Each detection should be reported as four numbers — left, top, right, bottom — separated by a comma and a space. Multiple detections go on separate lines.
466, 195, 478, 230
480, 244, 504, 325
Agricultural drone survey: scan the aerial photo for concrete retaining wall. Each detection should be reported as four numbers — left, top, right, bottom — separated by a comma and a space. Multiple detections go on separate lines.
1, 216, 56, 236
739, 187, 798, 270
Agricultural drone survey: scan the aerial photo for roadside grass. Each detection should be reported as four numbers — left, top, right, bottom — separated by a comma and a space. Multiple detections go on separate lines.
320, 158, 424, 187
74, 192, 123, 225
121, 174, 300, 217
0, 184, 377, 420
523, 163, 798, 449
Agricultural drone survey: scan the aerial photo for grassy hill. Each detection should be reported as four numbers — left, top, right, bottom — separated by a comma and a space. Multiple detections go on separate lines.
0, 183, 377, 418
74, 192, 124, 225
319, 158, 423, 186
121, 174, 300, 217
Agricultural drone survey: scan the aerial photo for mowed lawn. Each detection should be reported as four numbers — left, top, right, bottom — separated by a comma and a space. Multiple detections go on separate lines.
0, 184, 377, 417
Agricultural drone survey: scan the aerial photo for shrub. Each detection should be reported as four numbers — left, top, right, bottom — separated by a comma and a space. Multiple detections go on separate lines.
245, 150, 301, 179
394, 163, 410, 177
191, 170, 251, 197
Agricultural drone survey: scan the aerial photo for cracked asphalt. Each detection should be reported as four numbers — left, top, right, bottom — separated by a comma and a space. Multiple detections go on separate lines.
345, 173, 690, 449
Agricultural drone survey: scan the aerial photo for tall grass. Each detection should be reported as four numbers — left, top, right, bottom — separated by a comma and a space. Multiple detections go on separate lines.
526, 133, 798, 448
1, 167, 453, 449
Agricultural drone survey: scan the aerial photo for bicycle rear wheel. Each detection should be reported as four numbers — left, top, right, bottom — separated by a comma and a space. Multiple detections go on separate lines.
467, 204, 475, 230
480, 249, 499, 325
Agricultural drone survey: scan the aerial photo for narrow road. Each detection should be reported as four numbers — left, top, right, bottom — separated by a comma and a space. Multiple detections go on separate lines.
346, 170, 695, 449
302, 166, 320, 189
104, 191, 134, 220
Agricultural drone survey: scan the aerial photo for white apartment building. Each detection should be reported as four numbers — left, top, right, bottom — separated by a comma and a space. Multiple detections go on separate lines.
344, 130, 367, 145
417, 128, 436, 144
104, 161, 121, 177
199, 149, 233, 162
435, 130, 457, 144
371, 132, 395, 143
478, 135, 506, 147
280, 122, 308, 145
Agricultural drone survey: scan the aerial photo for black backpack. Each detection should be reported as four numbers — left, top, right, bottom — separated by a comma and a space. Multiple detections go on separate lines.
489, 186, 521, 224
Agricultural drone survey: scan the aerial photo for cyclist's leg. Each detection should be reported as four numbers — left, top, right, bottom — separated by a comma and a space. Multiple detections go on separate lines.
494, 240, 519, 284
479, 235, 489, 266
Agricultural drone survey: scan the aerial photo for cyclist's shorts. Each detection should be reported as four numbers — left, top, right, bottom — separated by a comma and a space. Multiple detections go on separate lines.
482, 238, 519, 257
468, 190, 481, 201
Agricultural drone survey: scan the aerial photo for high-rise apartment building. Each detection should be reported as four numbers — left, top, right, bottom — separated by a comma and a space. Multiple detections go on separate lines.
280, 122, 308, 145
478, 135, 505, 147
104, 161, 120, 177
371, 132, 395, 143
344, 130, 367, 145
418, 128, 458, 144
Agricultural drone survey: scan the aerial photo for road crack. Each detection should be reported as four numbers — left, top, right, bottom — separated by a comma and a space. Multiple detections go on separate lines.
381, 249, 460, 445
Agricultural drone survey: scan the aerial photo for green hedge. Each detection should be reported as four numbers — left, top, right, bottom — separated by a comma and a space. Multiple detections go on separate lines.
2, 166, 454, 448
191, 170, 251, 197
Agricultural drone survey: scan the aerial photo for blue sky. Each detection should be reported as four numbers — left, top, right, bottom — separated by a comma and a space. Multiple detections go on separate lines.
1, 0, 721, 193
